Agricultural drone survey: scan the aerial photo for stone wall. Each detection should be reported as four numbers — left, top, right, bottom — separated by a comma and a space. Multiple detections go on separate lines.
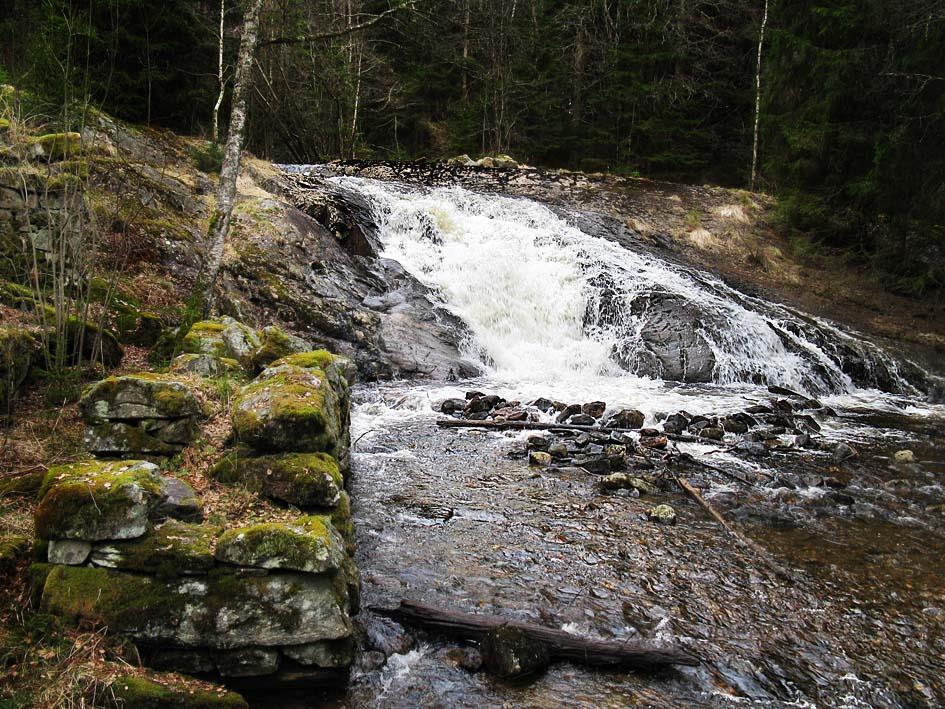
31, 318, 361, 689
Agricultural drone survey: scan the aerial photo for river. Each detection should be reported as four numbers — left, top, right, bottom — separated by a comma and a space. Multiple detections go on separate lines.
296, 174, 945, 707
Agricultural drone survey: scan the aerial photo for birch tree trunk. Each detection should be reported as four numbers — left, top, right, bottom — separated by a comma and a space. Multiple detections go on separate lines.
750, 0, 769, 192
212, 0, 226, 143
197, 0, 265, 315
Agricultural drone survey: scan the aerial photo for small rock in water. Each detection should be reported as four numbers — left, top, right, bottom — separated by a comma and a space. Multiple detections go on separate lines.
568, 414, 597, 426
446, 646, 483, 672
480, 626, 550, 679
440, 398, 468, 415
526, 436, 550, 451
529, 397, 555, 414
547, 442, 568, 459
639, 427, 661, 437
607, 409, 645, 429
640, 435, 668, 450
572, 454, 610, 474
662, 412, 690, 434
581, 401, 607, 418
356, 651, 387, 672
894, 449, 915, 463
832, 442, 858, 463
647, 504, 677, 525
699, 426, 724, 441
528, 451, 553, 467
599, 473, 658, 496
556, 403, 582, 423
465, 390, 485, 400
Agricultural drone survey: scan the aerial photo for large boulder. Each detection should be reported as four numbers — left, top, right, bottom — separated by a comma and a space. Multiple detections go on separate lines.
214, 517, 345, 575
629, 294, 716, 382
35, 460, 165, 541
232, 364, 346, 462
0, 325, 39, 414
182, 317, 260, 368
40, 565, 354, 648
79, 374, 202, 455
212, 451, 345, 507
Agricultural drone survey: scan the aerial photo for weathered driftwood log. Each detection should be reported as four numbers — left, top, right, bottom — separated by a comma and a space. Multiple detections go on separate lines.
436, 418, 700, 442
372, 600, 699, 669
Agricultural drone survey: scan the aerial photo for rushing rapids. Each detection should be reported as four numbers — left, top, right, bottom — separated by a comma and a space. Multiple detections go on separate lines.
324, 175, 926, 400
276, 168, 945, 708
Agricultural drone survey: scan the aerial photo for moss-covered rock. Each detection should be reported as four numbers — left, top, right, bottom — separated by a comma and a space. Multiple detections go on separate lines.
90, 520, 218, 576
0, 325, 39, 414
109, 673, 248, 709
169, 353, 239, 378
28, 132, 82, 161
41, 565, 353, 648
35, 460, 164, 541
215, 517, 344, 574
84, 419, 201, 456
211, 451, 344, 508
248, 326, 310, 373
79, 374, 202, 455
182, 317, 260, 368
81, 374, 202, 421
231, 365, 345, 459
267, 351, 353, 470
0, 534, 30, 572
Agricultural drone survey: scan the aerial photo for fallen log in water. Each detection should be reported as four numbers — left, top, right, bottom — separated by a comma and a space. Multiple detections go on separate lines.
436, 418, 701, 442
673, 474, 799, 583
372, 600, 700, 669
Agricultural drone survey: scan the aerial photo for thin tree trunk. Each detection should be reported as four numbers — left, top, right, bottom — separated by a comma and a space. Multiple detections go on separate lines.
750, 0, 769, 192
461, 0, 470, 103
212, 0, 226, 143
197, 0, 265, 315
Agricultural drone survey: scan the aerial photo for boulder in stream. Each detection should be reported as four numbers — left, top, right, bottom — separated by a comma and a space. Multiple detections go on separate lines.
480, 625, 550, 679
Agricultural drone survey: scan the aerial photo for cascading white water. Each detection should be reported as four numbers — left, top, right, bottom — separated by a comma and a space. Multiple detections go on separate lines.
330, 176, 908, 398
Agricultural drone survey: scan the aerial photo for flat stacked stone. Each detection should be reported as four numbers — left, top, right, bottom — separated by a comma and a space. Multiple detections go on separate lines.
79, 374, 203, 455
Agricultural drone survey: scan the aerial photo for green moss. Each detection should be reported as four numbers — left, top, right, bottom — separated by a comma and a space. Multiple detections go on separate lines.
35, 460, 162, 540
249, 326, 303, 372
213, 451, 344, 509
110, 675, 249, 709
271, 350, 337, 371
0, 534, 30, 569
214, 516, 343, 574
0, 325, 39, 412
41, 565, 183, 629
28, 132, 82, 161
232, 366, 342, 455
91, 520, 220, 578
313, 491, 354, 554
59, 159, 90, 180
42, 565, 351, 647
80, 374, 202, 421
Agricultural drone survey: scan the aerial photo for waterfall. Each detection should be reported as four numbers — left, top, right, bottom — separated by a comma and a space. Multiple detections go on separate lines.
328, 176, 917, 398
